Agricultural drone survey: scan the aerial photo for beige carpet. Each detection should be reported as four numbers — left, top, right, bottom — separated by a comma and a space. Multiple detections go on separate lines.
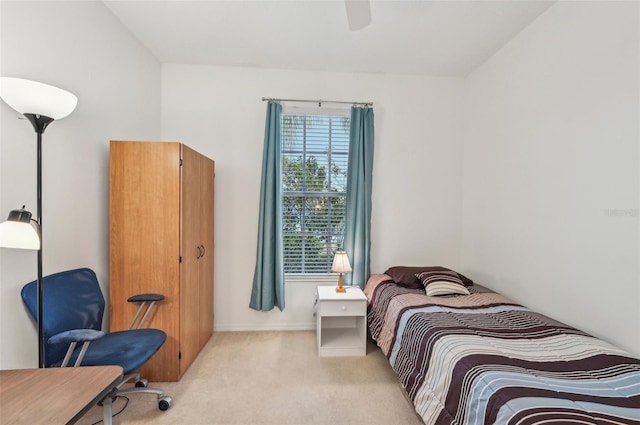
78, 331, 423, 425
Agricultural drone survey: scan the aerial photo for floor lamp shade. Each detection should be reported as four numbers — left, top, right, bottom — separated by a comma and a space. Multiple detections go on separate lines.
0, 77, 77, 119
0, 208, 40, 250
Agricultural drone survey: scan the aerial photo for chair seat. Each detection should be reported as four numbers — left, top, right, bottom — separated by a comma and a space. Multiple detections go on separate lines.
53, 328, 166, 375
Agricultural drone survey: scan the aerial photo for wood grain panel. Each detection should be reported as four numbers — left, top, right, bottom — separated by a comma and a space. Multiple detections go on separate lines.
109, 140, 181, 382
179, 144, 201, 376
199, 156, 215, 350
0, 366, 123, 425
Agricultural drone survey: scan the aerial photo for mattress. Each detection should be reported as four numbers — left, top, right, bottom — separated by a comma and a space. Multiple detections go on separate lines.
365, 274, 640, 424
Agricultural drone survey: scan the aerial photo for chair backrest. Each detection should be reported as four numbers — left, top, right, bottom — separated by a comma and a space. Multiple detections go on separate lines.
21, 268, 105, 367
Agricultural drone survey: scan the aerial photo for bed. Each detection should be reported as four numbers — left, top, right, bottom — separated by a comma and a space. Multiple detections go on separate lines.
365, 268, 640, 424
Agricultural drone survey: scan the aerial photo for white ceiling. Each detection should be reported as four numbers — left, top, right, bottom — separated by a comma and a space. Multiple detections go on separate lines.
103, 0, 555, 77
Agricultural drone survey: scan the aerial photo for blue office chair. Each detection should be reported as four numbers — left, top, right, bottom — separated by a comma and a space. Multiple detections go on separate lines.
21, 268, 173, 416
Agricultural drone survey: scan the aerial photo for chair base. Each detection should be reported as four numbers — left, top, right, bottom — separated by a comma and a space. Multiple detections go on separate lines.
101, 372, 173, 424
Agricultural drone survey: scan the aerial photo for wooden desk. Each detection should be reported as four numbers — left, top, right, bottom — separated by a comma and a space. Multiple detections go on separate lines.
0, 366, 123, 424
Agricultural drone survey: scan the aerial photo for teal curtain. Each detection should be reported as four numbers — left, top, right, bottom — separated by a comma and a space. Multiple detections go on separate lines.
249, 102, 285, 311
344, 107, 375, 288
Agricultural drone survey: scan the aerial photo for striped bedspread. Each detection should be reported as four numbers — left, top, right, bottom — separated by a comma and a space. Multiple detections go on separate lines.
365, 274, 640, 424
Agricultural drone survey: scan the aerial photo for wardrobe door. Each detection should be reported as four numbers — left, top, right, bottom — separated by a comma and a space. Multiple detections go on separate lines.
110, 141, 181, 382
199, 155, 215, 349
179, 144, 201, 376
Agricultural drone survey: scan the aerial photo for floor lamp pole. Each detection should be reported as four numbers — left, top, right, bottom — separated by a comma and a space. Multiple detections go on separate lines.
36, 129, 44, 369
25, 113, 53, 369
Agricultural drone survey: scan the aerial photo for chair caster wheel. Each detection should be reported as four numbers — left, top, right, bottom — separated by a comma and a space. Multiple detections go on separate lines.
135, 379, 148, 388
159, 396, 173, 411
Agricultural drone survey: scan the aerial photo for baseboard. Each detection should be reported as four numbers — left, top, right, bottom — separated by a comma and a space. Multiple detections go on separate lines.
214, 322, 316, 332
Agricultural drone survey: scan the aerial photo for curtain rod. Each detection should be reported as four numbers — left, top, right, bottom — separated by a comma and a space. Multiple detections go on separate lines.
261, 97, 373, 107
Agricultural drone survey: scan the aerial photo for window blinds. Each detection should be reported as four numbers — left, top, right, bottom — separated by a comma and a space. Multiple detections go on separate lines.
281, 114, 350, 274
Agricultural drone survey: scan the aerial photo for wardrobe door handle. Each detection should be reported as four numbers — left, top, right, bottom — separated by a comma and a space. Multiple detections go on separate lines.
201, 245, 206, 257
196, 246, 202, 258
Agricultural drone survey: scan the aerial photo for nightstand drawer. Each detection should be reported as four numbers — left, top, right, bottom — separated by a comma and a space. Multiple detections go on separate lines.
320, 300, 366, 317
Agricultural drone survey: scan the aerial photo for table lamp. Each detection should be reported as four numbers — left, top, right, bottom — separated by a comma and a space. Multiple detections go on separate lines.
331, 251, 352, 293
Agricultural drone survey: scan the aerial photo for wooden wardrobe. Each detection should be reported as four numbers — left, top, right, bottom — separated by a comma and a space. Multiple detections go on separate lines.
109, 140, 215, 382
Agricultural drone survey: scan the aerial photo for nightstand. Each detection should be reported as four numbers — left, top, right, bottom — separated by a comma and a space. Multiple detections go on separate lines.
316, 285, 367, 357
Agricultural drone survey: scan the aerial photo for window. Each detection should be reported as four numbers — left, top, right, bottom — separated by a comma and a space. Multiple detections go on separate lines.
281, 111, 350, 275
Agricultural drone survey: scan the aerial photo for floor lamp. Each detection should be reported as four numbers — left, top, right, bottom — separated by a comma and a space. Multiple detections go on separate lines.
0, 77, 77, 368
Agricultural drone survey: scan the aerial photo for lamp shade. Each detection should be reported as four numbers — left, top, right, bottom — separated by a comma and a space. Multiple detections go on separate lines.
0, 77, 77, 120
0, 209, 40, 250
331, 251, 352, 273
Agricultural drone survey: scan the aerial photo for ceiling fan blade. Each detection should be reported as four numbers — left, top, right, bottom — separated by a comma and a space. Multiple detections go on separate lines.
345, 0, 371, 31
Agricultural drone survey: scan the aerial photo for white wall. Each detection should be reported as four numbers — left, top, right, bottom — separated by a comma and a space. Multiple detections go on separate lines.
161, 64, 465, 331
461, 1, 640, 355
0, 0, 161, 368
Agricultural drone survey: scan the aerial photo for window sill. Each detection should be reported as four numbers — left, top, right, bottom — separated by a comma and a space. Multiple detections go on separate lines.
285, 275, 337, 284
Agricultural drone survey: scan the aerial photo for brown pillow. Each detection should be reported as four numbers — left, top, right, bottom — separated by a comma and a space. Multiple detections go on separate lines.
384, 266, 474, 288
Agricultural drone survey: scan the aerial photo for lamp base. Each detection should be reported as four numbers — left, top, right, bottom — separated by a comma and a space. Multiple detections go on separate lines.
336, 273, 346, 293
